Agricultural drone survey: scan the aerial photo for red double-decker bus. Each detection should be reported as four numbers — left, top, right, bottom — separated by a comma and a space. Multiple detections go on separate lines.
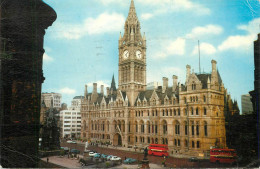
148, 144, 169, 157
210, 148, 237, 164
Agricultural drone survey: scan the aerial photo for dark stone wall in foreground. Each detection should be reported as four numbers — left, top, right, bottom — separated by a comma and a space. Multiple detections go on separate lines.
0, 0, 56, 167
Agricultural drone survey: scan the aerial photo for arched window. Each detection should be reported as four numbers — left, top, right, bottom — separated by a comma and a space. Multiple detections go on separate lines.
185, 140, 188, 147
191, 107, 194, 115
204, 95, 206, 102
163, 121, 167, 134
191, 121, 195, 136
185, 121, 188, 135
174, 109, 176, 116
135, 122, 138, 132
204, 107, 207, 115
175, 121, 180, 135
128, 122, 131, 132
196, 108, 199, 115
166, 109, 168, 116
197, 141, 200, 148
184, 97, 187, 103
170, 109, 172, 116
178, 109, 180, 116
156, 110, 158, 116
204, 122, 208, 136
196, 122, 199, 136
135, 136, 138, 142
162, 110, 165, 116
184, 108, 187, 116
148, 137, 150, 143
192, 141, 195, 148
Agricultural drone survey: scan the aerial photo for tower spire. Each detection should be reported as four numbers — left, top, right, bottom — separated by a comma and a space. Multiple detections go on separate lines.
111, 74, 116, 91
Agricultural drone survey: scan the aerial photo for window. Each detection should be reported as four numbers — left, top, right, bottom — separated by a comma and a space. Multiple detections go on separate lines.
204, 96, 206, 102
175, 122, 180, 135
196, 108, 199, 115
148, 137, 150, 143
196, 123, 199, 136
174, 109, 176, 116
192, 122, 195, 136
163, 110, 165, 116
135, 136, 138, 142
204, 122, 208, 136
136, 123, 138, 132
156, 110, 158, 116
129, 122, 131, 132
148, 110, 150, 116
192, 141, 195, 148
204, 107, 207, 115
178, 139, 180, 146
184, 97, 187, 103
191, 107, 194, 115
170, 109, 172, 116
155, 124, 158, 134
148, 124, 150, 133
174, 139, 177, 146
197, 141, 200, 148
185, 122, 188, 135
178, 109, 180, 116
184, 108, 187, 116
166, 109, 168, 116
136, 111, 137, 117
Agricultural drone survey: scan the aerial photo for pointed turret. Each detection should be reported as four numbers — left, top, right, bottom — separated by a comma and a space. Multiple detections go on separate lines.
111, 74, 117, 91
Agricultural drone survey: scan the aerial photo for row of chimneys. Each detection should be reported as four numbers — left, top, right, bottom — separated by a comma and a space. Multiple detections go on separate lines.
84, 83, 111, 98
162, 60, 217, 93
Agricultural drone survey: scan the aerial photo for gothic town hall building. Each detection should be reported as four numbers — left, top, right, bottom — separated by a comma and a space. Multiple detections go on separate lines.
81, 0, 226, 157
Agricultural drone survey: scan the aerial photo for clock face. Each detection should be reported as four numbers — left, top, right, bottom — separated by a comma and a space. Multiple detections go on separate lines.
136, 50, 142, 59
123, 50, 129, 59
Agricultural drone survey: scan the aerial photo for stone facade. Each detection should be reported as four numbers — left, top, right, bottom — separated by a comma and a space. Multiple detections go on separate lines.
81, 0, 226, 157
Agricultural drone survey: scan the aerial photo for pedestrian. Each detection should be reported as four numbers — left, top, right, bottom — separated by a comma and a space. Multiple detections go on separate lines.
125, 156, 127, 160
47, 157, 49, 163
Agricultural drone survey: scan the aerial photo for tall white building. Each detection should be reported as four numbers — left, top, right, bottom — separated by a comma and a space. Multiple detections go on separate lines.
241, 94, 253, 115
59, 96, 83, 138
41, 92, 62, 109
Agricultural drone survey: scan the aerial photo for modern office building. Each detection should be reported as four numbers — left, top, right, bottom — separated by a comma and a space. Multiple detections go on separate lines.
241, 94, 253, 115
41, 92, 62, 109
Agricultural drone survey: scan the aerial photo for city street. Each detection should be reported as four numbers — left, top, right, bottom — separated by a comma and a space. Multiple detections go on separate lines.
61, 142, 233, 168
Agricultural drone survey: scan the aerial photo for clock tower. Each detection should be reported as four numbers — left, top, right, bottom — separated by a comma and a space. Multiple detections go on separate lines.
118, 0, 146, 105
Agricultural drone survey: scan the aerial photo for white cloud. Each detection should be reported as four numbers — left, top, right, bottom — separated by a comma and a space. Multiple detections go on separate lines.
192, 42, 217, 55
136, 0, 210, 16
153, 38, 186, 59
57, 12, 125, 40
59, 87, 76, 95
218, 17, 260, 51
43, 53, 54, 62
141, 13, 153, 20
186, 25, 223, 39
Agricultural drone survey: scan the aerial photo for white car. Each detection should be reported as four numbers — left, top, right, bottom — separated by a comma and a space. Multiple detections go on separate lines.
89, 151, 97, 157
67, 140, 73, 143
110, 156, 121, 161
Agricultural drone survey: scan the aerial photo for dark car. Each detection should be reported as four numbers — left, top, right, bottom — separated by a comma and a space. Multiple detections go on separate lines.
124, 158, 137, 164
189, 157, 199, 162
70, 149, 80, 154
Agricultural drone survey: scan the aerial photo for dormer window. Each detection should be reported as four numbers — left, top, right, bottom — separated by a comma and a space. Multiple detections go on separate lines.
192, 83, 196, 90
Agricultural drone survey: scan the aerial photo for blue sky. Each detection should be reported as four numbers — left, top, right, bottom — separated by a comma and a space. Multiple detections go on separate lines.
42, 0, 260, 110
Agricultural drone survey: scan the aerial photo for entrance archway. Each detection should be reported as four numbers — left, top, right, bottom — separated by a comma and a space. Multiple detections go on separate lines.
113, 133, 122, 146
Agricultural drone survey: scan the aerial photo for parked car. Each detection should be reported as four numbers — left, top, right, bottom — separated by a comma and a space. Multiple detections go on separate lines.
89, 151, 97, 157
94, 153, 101, 158
67, 140, 73, 143
101, 154, 108, 159
189, 157, 199, 162
70, 149, 80, 154
110, 156, 121, 161
107, 155, 113, 161
124, 158, 137, 164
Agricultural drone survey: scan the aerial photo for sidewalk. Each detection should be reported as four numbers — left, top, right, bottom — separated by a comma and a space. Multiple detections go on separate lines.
41, 156, 82, 168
